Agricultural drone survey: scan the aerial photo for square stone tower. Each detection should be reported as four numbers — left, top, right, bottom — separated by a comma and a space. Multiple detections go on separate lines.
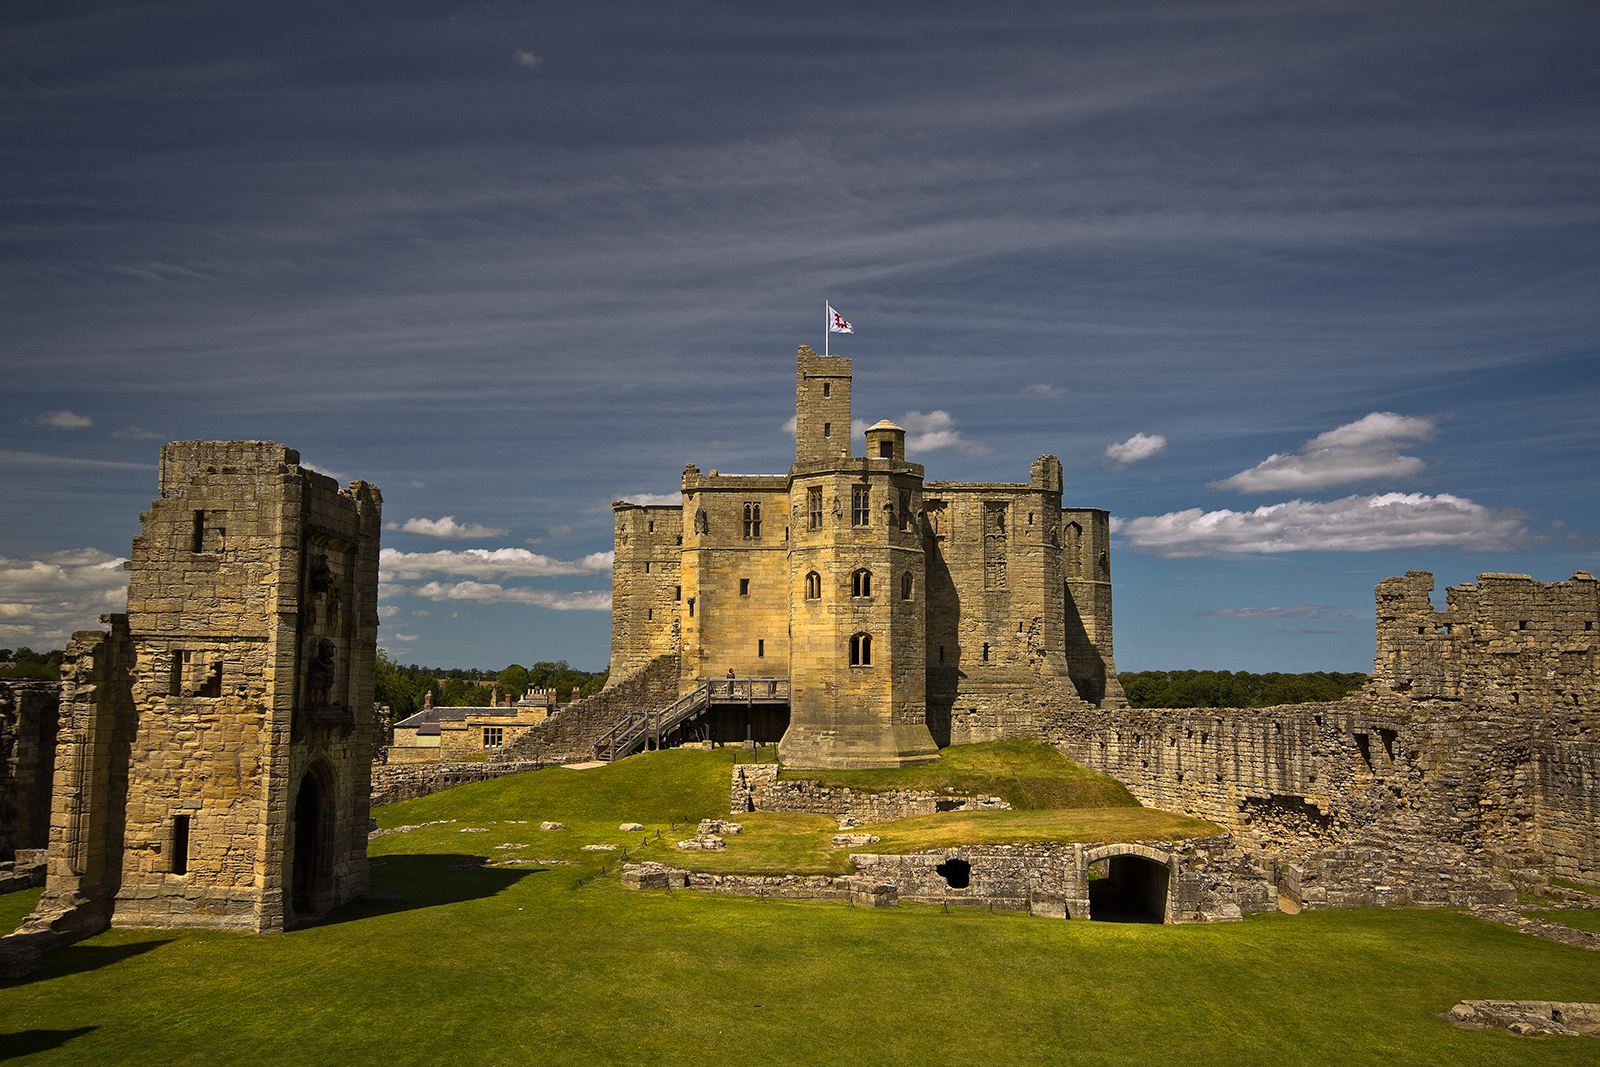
22, 441, 381, 938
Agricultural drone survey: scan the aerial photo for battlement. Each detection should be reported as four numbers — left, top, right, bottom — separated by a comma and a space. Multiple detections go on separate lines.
1372, 569, 1600, 707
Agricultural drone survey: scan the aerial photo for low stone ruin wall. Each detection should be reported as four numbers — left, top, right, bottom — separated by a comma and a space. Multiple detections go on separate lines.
370, 759, 553, 807
730, 764, 1010, 823
0, 680, 61, 860
624, 835, 1279, 922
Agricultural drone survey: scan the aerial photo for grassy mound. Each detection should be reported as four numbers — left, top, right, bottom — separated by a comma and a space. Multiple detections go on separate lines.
372, 745, 1210, 877
776, 738, 1140, 809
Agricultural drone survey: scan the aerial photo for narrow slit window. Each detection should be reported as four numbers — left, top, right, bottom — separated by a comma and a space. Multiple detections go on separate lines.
169, 650, 189, 696
739, 578, 750, 596
808, 487, 823, 529
823, 382, 831, 397
674, 586, 681, 601
687, 597, 695, 617
191, 510, 206, 553
823, 422, 831, 438
758, 639, 765, 658
647, 608, 653, 621
937, 645, 944, 664
901, 572, 913, 600
982, 642, 990, 662
644, 561, 650, 574
172, 815, 191, 875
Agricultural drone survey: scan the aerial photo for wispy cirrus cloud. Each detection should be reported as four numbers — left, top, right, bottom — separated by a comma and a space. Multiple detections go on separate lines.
1196, 604, 1354, 619
616, 492, 683, 506
1211, 412, 1434, 493
385, 516, 511, 539
1021, 383, 1065, 398
1114, 492, 1539, 558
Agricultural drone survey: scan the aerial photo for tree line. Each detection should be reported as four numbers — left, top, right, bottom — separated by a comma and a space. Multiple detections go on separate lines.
374, 651, 609, 723
1120, 669, 1369, 709
0, 647, 66, 680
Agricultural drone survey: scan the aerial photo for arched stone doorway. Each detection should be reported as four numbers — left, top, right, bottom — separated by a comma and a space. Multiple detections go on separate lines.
290, 766, 336, 921
1083, 845, 1171, 923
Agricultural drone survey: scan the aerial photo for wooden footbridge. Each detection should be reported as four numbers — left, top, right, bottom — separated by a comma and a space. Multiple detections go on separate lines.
592, 677, 791, 762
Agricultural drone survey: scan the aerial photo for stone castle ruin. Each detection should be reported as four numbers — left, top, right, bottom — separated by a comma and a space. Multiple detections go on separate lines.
0, 345, 1595, 953
604, 345, 1123, 769
1, 442, 381, 970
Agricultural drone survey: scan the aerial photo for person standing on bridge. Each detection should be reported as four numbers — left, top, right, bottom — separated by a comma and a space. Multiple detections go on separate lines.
726, 667, 736, 696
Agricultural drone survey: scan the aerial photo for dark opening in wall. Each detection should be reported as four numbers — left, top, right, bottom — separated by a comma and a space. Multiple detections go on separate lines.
687, 598, 695, 617
823, 382, 831, 397
169, 650, 188, 696
937, 645, 944, 664
739, 578, 749, 596
1378, 728, 1397, 761
1087, 854, 1168, 923
191, 510, 205, 553
981, 643, 989, 662
935, 857, 971, 888
1519, 620, 1528, 630
198, 661, 222, 698
1354, 732, 1373, 771
758, 639, 764, 658
647, 608, 653, 620
172, 815, 191, 875
879, 441, 893, 458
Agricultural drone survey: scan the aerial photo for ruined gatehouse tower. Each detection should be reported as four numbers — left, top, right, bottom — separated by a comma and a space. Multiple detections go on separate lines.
608, 345, 1124, 769
16, 441, 381, 943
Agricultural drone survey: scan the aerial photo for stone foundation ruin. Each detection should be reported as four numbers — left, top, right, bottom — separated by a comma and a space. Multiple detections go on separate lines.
1, 442, 381, 975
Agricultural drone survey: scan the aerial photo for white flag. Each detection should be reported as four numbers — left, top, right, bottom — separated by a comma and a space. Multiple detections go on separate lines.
828, 304, 853, 334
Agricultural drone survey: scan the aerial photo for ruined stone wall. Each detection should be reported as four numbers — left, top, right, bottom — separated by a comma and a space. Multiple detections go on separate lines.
494, 653, 681, 763
370, 759, 552, 807
1047, 571, 1598, 891
728, 763, 1008, 822
0, 680, 61, 859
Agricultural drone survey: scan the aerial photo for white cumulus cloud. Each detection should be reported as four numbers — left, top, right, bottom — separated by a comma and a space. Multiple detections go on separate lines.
0, 549, 130, 646
1212, 412, 1435, 493
1115, 492, 1539, 558
36, 410, 92, 429
412, 581, 609, 611
513, 49, 542, 68
898, 410, 993, 456
1104, 432, 1167, 466
379, 547, 613, 580
385, 516, 511, 539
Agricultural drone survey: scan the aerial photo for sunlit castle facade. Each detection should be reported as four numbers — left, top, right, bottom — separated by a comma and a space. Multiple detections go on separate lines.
608, 346, 1124, 769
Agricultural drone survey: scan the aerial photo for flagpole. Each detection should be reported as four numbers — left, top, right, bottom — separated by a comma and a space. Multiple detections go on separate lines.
824, 300, 829, 358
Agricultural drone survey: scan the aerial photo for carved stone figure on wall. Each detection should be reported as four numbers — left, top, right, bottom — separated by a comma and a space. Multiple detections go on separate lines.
308, 553, 333, 594
693, 509, 709, 535
307, 638, 337, 707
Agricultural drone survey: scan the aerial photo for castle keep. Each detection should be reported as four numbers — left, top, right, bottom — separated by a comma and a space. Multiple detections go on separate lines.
11, 442, 381, 951
609, 345, 1124, 769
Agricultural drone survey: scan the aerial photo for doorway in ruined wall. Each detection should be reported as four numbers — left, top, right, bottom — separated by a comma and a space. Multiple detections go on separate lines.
290, 765, 337, 921
1087, 852, 1170, 923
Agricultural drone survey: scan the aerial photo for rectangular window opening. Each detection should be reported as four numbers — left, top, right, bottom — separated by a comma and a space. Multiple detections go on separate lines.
191, 510, 206, 553
647, 608, 653, 621
879, 441, 893, 458
172, 815, 191, 876
808, 487, 823, 530
739, 578, 749, 596
198, 660, 222, 698
852, 486, 870, 526
823, 422, 831, 438
483, 727, 503, 748
674, 586, 681, 601
823, 382, 831, 397
168, 650, 189, 697
758, 639, 765, 658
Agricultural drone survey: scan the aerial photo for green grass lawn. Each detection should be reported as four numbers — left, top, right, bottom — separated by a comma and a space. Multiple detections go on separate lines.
5, 747, 1600, 1066
1526, 909, 1600, 934
776, 737, 1140, 809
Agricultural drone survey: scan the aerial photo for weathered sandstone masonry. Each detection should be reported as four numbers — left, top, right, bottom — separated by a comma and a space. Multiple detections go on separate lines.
729, 764, 1008, 822
0, 680, 61, 860
8, 442, 381, 963
605, 344, 1123, 770
1052, 571, 1598, 894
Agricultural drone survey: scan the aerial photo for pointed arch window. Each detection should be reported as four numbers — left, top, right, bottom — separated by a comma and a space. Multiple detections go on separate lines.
851, 569, 872, 597
743, 502, 761, 539
900, 572, 914, 601
849, 632, 872, 666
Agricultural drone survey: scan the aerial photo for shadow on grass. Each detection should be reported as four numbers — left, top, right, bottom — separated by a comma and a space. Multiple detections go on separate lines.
294, 854, 545, 930
2, 938, 176, 989
0, 1026, 98, 1060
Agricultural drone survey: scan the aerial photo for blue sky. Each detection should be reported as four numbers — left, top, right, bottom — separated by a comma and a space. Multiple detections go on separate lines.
3, 0, 1596, 674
